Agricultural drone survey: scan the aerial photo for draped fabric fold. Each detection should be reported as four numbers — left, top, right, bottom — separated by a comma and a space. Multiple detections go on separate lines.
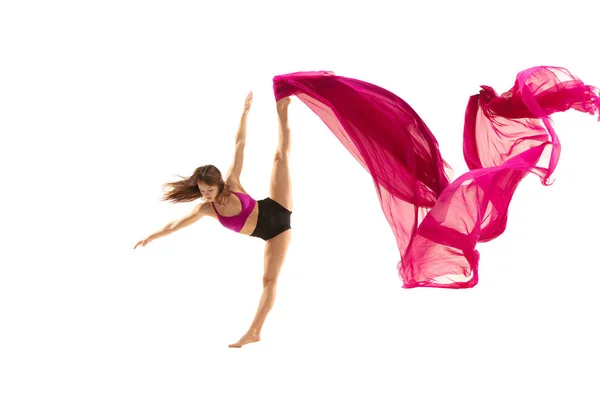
273, 67, 599, 288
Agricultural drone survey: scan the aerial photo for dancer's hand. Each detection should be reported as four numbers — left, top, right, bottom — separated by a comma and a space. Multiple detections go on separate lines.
244, 91, 253, 113
134, 236, 153, 249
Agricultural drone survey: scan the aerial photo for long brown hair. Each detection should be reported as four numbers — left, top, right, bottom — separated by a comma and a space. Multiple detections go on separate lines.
161, 164, 232, 204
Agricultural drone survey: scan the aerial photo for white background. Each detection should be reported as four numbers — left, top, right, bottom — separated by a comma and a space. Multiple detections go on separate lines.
1, 1, 599, 399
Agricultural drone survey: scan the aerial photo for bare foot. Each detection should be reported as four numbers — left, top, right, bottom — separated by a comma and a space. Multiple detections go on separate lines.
228, 332, 261, 348
277, 97, 291, 108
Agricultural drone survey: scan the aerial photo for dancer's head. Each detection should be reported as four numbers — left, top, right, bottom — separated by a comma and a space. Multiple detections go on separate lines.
195, 165, 230, 203
162, 164, 231, 204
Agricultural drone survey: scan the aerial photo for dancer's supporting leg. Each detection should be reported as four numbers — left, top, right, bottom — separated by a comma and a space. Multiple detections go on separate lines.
229, 98, 293, 348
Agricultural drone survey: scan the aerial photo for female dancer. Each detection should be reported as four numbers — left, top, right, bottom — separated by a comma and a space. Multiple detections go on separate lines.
134, 92, 293, 348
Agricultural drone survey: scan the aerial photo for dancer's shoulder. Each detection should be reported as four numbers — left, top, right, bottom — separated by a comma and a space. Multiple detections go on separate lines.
195, 201, 217, 218
226, 177, 247, 194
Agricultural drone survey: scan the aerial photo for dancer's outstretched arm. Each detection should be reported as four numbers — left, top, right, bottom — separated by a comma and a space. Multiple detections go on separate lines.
225, 91, 253, 184
134, 202, 209, 249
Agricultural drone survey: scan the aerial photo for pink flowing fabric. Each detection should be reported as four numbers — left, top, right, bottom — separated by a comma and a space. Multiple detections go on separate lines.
273, 67, 599, 288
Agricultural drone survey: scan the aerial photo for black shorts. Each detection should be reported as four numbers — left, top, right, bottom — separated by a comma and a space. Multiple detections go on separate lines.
250, 197, 292, 241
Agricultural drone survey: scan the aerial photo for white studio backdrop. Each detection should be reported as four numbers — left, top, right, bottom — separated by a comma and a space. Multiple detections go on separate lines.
1, 0, 599, 399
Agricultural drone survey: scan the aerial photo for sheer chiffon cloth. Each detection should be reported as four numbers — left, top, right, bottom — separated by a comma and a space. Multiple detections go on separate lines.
273, 67, 599, 288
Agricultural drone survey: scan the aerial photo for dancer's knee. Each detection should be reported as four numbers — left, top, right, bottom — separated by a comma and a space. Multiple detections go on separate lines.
262, 275, 278, 289
273, 150, 290, 163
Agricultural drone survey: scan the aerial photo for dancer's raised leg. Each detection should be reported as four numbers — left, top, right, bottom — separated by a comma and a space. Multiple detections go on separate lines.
269, 97, 292, 211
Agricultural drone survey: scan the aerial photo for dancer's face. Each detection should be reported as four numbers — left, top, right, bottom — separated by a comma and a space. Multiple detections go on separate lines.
198, 181, 218, 202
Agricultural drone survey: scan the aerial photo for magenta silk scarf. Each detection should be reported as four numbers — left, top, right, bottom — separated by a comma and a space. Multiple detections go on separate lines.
273, 67, 599, 288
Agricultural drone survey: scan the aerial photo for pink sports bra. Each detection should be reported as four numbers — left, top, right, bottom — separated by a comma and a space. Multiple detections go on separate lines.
211, 191, 257, 232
